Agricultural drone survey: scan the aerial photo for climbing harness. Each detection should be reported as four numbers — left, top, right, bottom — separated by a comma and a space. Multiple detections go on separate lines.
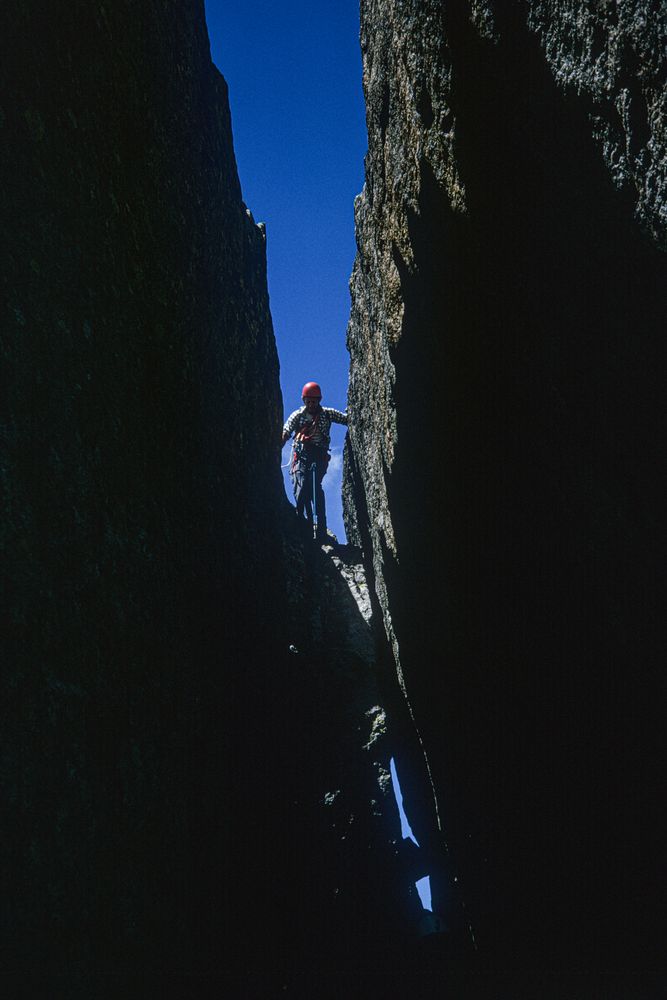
295, 411, 322, 444
282, 413, 321, 468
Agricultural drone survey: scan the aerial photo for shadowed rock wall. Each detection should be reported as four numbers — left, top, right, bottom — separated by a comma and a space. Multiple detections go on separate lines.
0, 2, 426, 985
0, 0, 296, 980
345, 0, 666, 975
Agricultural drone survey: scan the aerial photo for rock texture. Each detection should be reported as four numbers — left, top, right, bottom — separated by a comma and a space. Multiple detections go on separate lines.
0, 2, 413, 985
275, 527, 428, 981
345, 0, 667, 976
1, 0, 286, 978
528, 0, 667, 248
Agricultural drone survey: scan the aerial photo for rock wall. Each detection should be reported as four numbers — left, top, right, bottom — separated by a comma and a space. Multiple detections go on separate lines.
275, 527, 427, 983
0, 1, 430, 985
0, 0, 287, 977
345, 0, 666, 975
6, 0, 664, 984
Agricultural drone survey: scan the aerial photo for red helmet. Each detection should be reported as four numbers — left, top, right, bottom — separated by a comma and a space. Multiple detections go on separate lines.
301, 381, 322, 399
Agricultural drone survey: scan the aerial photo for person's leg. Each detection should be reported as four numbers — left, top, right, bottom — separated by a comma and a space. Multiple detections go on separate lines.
315, 458, 328, 540
293, 454, 307, 519
306, 458, 316, 530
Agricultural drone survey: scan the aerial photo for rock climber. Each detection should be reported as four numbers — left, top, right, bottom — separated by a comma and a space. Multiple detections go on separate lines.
281, 381, 348, 542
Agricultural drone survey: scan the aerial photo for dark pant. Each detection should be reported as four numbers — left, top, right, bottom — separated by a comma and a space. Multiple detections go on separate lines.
292, 443, 328, 532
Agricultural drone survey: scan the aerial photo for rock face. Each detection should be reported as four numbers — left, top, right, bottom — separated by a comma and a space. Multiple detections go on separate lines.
345, 0, 666, 974
276, 527, 425, 979
1, 0, 285, 976
0, 2, 411, 983
528, 0, 667, 248
6, 0, 665, 984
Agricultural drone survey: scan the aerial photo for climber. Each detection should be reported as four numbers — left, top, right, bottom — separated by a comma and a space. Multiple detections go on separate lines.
281, 381, 348, 542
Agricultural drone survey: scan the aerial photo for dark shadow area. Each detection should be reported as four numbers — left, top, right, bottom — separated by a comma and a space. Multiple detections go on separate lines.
384, 1, 667, 974
258, 506, 432, 983
345, 439, 477, 968
0, 1, 422, 986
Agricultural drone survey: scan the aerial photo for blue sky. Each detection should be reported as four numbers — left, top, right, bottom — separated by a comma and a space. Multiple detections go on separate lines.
203, 1, 368, 541
390, 758, 433, 911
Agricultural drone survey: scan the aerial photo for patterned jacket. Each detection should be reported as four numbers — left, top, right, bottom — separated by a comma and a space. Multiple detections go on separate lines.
282, 405, 348, 451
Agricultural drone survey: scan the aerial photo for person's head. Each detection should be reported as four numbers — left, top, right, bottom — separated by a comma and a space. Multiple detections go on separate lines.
301, 381, 322, 413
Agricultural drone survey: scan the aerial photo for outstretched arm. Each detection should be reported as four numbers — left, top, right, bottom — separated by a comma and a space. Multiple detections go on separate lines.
325, 407, 348, 426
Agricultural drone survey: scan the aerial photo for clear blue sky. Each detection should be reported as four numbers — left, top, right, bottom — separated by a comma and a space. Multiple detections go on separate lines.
203, 1, 368, 541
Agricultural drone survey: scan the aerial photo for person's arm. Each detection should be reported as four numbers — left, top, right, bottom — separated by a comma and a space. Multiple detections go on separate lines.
281, 408, 301, 446
324, 407, 348, 426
